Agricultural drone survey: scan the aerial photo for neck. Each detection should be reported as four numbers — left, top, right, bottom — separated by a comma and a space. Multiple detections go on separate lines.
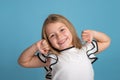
58, 46, 75, 52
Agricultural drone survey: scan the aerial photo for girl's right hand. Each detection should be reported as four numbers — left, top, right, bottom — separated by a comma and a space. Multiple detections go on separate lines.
36, 40, 50, 54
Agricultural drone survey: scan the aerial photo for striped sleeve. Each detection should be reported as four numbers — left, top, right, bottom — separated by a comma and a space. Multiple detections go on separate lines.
37, 52, 58, 80
37, 52, 49, 63
85, 40, 98, 64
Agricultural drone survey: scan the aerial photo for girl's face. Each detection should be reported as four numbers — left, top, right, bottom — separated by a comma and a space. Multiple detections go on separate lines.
46, 22, 73, 50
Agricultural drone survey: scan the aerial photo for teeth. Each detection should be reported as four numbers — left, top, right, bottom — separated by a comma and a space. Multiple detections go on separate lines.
58, 38, 66, 45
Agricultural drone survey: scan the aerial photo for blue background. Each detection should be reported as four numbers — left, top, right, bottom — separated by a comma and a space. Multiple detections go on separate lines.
0, 0, 119, 80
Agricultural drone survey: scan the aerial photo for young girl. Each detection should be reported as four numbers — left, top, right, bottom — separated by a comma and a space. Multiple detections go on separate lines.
18, 14, 111, 80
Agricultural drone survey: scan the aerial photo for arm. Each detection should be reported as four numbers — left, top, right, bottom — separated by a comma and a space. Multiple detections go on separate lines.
82, 30, 111, 53
18, 40, 50, 68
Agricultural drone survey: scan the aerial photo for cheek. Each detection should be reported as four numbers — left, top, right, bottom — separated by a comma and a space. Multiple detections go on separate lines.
49, 39, 57, 47
67, 32, 73, 44
65, 31, 73, 39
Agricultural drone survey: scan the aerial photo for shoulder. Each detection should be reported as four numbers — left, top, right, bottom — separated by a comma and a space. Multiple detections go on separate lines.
82, 40, 98, 53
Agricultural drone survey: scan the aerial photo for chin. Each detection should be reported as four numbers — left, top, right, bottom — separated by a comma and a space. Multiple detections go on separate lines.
59, 45, 71, 50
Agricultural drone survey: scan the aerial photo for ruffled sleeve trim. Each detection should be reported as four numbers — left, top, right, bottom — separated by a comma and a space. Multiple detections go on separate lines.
37, 52, 48, 63
86, 40, 98, 64
37, 52, 58, 79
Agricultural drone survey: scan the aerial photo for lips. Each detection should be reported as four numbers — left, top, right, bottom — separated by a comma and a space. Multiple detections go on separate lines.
58, 38, 67, 46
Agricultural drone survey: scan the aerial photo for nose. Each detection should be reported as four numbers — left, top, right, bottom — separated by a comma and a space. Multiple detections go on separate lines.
56, 33, 62, 40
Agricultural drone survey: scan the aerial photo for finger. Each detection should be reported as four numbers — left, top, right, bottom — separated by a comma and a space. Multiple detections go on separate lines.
82, 30, 93, 43
82, 35, 92, 43
41, 40, 50, 53
42, 41, 50, 50
42, 47, 50, 54
84, 37, 92, 43
82, 32, 89, 37
41, 40, 48, 47
36, 40, 47, 53
36, 40, 42, 49
82, 37, 89, 42
82, 34, 90, 40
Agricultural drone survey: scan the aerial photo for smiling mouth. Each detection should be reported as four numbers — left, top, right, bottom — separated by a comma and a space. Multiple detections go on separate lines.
58, 38, 67, 46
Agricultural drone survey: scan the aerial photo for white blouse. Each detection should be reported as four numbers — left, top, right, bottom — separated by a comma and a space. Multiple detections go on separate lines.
37, 40, 98, 80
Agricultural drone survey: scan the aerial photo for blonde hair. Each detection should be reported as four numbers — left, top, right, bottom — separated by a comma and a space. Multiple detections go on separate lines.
42, 14, 82, 54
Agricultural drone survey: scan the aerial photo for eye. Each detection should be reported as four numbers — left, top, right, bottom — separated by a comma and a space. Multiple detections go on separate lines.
49, 34, 55, 38
60, 28, 65, 32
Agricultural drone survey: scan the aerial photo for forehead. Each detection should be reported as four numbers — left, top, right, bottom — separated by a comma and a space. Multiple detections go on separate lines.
45, 22, 68, 34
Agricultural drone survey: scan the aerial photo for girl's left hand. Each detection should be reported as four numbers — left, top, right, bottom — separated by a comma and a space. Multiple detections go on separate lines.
81, 30, 94, 43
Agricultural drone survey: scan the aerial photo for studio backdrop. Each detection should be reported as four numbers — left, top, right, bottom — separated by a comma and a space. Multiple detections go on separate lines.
0, 0, 119, 80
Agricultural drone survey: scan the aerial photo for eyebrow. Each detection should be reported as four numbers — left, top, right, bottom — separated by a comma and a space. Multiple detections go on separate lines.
59, 26, 64, 29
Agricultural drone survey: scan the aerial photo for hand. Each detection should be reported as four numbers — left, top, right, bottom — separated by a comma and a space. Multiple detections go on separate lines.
36, 40, 50, 54
81, 30, 94, 43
